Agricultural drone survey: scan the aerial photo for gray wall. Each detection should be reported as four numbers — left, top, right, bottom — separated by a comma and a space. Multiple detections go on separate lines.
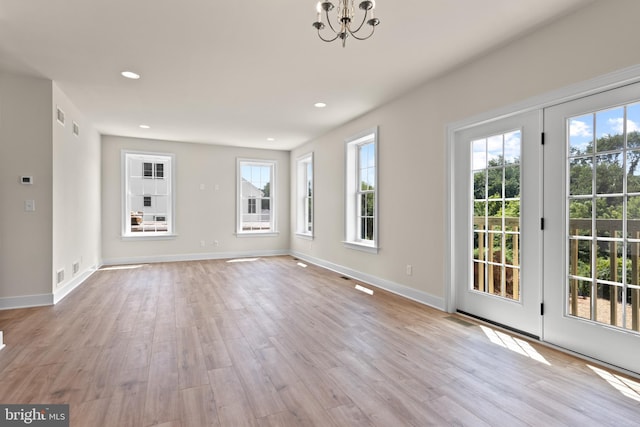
0, 72, 53, 305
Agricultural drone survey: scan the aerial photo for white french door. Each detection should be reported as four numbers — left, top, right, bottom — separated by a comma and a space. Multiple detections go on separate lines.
453, 110, 543, 338
543, 82, 640, 373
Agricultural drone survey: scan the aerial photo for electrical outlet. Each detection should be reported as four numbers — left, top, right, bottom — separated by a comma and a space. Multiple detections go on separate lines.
72, 261, 80, 275
406, 264, 413, 276
214, 240, 220, 247
56, 269, 65, 284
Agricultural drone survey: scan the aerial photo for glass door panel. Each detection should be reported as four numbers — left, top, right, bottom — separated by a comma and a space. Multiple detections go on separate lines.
544, 83, 640, 374
453, 110, 542, 337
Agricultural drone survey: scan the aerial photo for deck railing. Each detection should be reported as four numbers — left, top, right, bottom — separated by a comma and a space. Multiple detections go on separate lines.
474, 217, 640, 332
473, 217, 520, 300
569, 219, 640, 331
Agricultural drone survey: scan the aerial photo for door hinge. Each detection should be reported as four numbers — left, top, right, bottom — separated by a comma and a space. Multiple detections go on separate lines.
540, 303, 545, 316
541, 132, 545, 145
541, 218, 545, 230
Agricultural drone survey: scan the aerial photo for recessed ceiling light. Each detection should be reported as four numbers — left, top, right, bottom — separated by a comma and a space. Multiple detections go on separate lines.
139, 124, 150, 129
121, 71, 141, 79
266, 137, 275, 142
314, 102, 327, 108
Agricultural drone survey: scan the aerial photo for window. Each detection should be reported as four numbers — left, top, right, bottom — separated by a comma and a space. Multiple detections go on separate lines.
472, 130, 521, 300
345, 128, 378, 252
237, 159, 276, 234
143, 162, 164, 179
296, 153, 314, 237
123, 151, 174, 236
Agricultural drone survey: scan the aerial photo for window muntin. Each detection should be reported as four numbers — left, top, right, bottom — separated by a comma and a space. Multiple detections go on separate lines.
123, 152, 174, 236
472, 130, 521, 300
296, 153, 314, 237
345, 128, 378, 251
238, 159, 276, 234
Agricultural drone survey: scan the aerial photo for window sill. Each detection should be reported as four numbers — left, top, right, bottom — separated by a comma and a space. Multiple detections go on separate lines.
343, 241, 379, 254
295, 233, 314, 241
122, 233, 178, 241
236, 231, 280, 238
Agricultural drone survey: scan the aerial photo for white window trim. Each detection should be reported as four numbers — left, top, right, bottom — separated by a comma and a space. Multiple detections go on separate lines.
344, 127, 379, 253
121, 150, 177, 239
296, 152, 314, 239
236, 158, 278, 236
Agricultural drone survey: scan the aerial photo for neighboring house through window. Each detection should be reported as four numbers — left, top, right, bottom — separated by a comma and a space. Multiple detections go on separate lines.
123, 151, 174, 236
237, 159, 276, 234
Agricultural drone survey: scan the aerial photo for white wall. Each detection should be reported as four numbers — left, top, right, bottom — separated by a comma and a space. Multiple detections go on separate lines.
290, 0, 640, 309
0, 72, 53, 307
101, 136, 290, 264
52, 83, 102, 302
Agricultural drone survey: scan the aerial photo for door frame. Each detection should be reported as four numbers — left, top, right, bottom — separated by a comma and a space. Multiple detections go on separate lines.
446, 64, 640, 318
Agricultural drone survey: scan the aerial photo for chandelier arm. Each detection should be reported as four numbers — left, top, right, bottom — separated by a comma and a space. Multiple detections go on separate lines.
325, 9, 339, 34
348, 25, 375, 41
317, 29, 341, 43
349, 9, 369, 34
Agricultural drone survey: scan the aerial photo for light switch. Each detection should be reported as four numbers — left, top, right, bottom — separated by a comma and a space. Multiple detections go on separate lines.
24, 200, 35, 212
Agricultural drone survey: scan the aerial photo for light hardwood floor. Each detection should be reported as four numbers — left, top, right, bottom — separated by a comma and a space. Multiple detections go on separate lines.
0, 256, 639, 426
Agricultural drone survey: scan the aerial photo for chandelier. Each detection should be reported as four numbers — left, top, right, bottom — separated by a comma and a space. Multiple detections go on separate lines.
312, 1, 380, 47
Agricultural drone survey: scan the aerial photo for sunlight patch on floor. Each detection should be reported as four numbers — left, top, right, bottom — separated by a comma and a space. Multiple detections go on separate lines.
226, 258, 260, 263
297, 262, 308, 268
355, 284, 374, 295
588, 364, 640, 403
480, 325, 550, 365
100, 264, 146, 271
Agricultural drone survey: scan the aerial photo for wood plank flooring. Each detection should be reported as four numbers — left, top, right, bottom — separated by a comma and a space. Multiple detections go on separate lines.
0, 256, 639, 426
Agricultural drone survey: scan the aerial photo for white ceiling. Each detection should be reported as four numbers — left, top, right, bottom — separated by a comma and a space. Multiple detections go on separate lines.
0, 0, 592, 150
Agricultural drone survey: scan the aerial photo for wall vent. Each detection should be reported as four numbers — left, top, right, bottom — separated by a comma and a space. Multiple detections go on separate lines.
56, 107, 65, 126
72, 121, 80, 136
56, 269, 65, 284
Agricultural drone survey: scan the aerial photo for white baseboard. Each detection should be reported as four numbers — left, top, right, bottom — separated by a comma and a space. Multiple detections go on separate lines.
291, 251, 446, 311
0, 266, 98, 310
0, 293, 53, 311
1, 250, 443, 315
53, 266, 99, 304
102, 249, 290, 266
0, 331, 4, 351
